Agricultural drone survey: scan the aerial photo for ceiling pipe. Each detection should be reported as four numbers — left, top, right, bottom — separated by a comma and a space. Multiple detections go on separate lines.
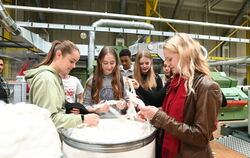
4, 4, 250, 31
0, 1, 20, 35
88, 19, 154, 70
209, 57, 250, 66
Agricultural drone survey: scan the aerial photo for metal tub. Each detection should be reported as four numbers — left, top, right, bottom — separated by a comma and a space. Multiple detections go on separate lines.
59, 119, 156, 158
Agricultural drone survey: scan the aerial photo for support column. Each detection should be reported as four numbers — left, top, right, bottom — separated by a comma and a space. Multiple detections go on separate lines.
2, 0, 13, 78
145, 0, 159, 42
246, 21, 250, 85
145, 0, 153, 42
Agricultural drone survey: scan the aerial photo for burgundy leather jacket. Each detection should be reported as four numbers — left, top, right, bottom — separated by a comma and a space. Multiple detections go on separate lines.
151, 72, 222, 158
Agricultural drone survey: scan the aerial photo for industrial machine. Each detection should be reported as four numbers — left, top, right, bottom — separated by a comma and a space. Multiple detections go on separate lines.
212, 74, 250, 158
215, 88, 250, 158
211, 72, 248, 121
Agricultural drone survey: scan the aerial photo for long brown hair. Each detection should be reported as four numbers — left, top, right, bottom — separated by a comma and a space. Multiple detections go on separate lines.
133, 50, 156, 90
34, 40, 79, 68
91, 46, 123, 103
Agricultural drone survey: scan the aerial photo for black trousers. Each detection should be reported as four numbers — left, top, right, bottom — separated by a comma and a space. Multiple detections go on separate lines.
155, 128, 164, 158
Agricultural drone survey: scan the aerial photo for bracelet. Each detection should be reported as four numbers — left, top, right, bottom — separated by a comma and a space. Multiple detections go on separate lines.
81, 114, 84, 121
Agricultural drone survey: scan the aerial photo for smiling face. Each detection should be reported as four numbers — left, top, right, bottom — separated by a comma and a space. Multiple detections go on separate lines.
56, 49, 80, 75
101, 53, 116, 75
139, 57, 152, 74
164, 48, 180, 74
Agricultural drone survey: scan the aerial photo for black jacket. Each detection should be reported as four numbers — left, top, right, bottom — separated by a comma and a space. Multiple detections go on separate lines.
136, 73, 163, 107
0, 76, 10, 103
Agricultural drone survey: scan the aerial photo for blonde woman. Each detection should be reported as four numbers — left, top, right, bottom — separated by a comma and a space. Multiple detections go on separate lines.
133, 50, 163, 107
136, 33, 222, 158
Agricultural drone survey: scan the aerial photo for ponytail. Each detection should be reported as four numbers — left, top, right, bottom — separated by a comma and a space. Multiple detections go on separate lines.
34, 41, 61, 68
34, 40, 79, 68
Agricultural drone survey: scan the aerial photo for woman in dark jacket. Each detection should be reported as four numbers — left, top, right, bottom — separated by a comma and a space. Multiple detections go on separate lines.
135, 33, 222, 158
133, 50, 163, 107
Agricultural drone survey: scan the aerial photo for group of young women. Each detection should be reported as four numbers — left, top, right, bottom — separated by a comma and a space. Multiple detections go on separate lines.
25, 33, 222, 158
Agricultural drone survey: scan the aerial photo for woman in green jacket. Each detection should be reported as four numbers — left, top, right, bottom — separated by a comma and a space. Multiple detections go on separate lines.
25, 40, 99, 129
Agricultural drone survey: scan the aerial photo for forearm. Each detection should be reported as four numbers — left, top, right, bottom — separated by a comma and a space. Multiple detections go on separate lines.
86, 106, 96, 113
51, 111, 82, 129
77, 93, 84, 104
151, 110, 209, 147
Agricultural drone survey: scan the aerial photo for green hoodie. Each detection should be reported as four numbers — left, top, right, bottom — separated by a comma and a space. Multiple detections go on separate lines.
25, 65, 82, 129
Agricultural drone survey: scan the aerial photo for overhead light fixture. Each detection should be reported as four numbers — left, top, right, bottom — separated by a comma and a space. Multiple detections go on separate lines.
80, 32, 87, 39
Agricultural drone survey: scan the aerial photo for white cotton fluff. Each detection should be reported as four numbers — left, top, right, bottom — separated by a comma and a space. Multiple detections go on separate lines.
0, 101, 62, 158
126, 79, 145, 120
70, 119, 154, 144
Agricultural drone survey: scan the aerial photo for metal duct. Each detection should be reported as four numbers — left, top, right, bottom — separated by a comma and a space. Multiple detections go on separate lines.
209, 57, 250, 66
90, 19, 154, 30
4, 4, 250, 31
0, 1, 20, 35
129, 42, 208, 60
18, 27, 51, 53
200, 45, 208, 59
0, 1, 51, 53
88, 19, 155, 70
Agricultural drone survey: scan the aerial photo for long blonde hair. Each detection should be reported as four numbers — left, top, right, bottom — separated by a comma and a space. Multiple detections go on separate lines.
163, 33, 211, 94
90, 46, 123, 103
133, 50, 156, 90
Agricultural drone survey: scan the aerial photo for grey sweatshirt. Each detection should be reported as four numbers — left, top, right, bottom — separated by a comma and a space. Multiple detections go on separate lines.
83, 74, 129, 118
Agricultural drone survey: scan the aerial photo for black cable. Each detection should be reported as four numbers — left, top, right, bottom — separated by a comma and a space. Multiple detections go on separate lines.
0, 35, 38, 52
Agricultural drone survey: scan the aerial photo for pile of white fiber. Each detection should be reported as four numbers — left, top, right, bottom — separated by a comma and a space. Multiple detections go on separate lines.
0, 101, 62, 158
70, 119, 154, 144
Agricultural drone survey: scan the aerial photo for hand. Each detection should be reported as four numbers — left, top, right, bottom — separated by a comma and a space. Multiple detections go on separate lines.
70, 108, 80, 114
95, 103, 109, 113
130, 79, 140, 89
83, 113, 99, 126
116, 100, 127, 110
136, 111, 147, 122
138, 106, 158, 120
